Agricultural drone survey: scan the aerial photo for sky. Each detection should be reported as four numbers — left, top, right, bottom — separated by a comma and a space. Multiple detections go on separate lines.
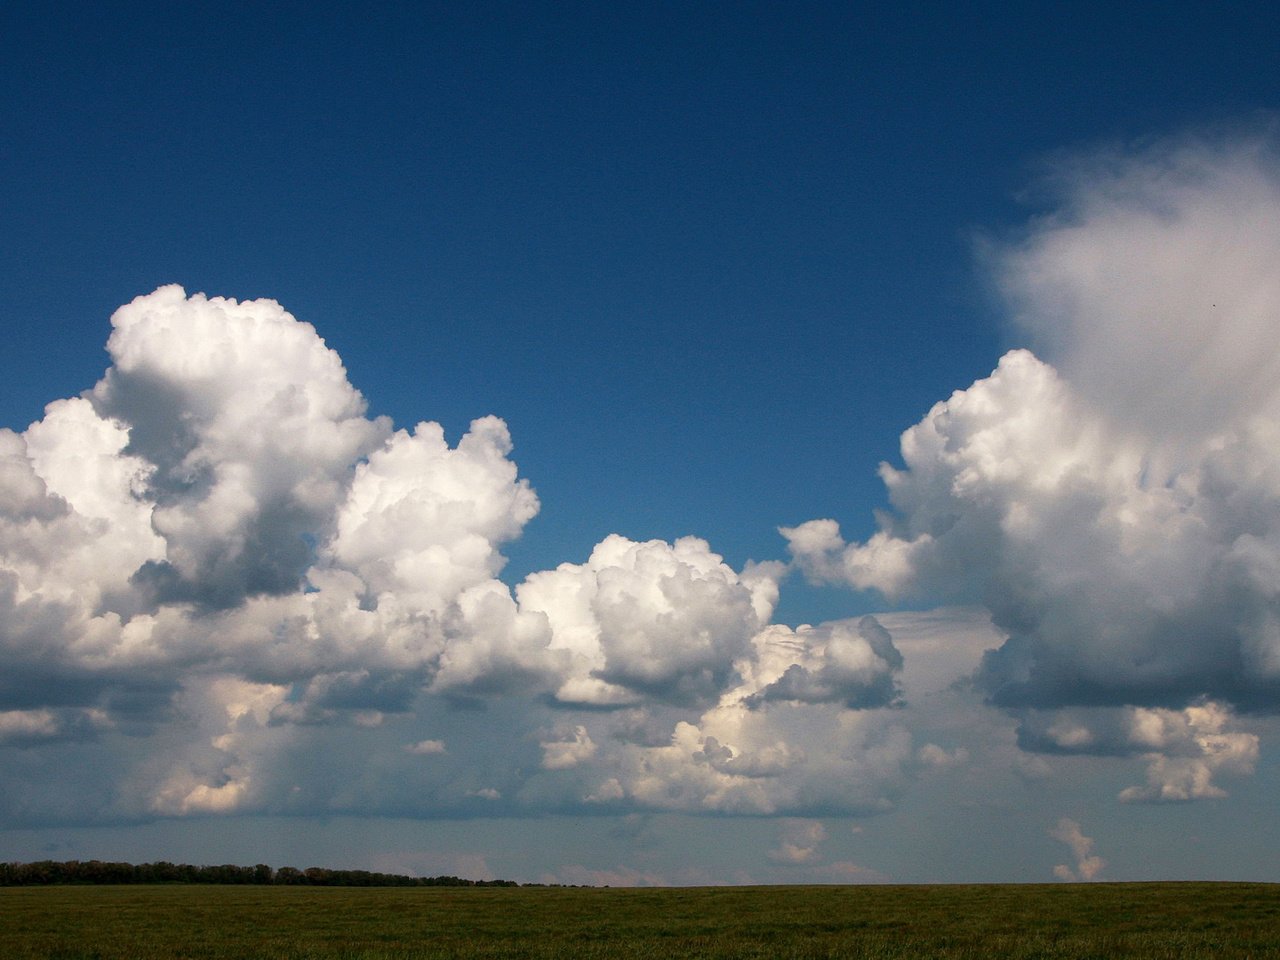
3, 1, 1280, 885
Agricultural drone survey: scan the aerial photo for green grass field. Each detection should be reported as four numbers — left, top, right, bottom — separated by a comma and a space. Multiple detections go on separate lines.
3, 882, 1278, 959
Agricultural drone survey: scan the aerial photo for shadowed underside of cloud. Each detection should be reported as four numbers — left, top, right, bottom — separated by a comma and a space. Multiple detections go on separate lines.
0, 286, 907, 824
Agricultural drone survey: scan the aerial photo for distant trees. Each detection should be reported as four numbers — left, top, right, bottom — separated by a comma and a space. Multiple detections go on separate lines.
0, 860, 519, 887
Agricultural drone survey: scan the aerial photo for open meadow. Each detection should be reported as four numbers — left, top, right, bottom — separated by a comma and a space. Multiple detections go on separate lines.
3, 881, 1279, 959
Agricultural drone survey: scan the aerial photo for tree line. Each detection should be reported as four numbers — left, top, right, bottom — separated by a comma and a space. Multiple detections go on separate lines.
0, 860, 520, 887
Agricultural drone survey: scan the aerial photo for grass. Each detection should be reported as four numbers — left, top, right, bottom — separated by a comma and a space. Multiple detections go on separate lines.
2, 882, 1278, 959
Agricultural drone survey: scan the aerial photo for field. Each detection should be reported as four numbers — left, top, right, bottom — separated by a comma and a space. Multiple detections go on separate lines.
3, 882, 1278, 959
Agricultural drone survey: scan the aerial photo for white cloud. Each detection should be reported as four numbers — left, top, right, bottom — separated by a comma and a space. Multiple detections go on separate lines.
584, 778, 625, 803
147, 676, 290, 817
998, 134, 1280, 454
1017, 700, 1259, 803
786, 136, 1280, 724
94, 285, 389, 608
608, 700, 911, 816
768, 819, 826, 863
742, 616, 902, 710
0, 709, 60, 740
540, 725, 596, 770
0, 284, 918, 827
917, 743, 968, 769
518, 535, 778, 707
327, 416, 538, 610
1118, 702, 1259, 803
405, 739, 447, 756
1049, 817, 1105, 881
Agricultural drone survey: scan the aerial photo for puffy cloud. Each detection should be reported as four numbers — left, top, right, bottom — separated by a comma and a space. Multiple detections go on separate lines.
0, 285, 916, 827
512, 612, 909, 817
1049, 818, 1105, 882
1118, 702, 1259, 803
602, 700, 911, 816
540, 725, 596, 770
768, 819, 826, 863
1018, 700, 1259, 803
743, 616, 902, 710
585, 777, 625, 803
327, 416, 538, 610
787, 135, 1280, 719
93, 285, 389, 609
146, 676, 290, 817
0, 707, 109, 746
517, 536, 780, 707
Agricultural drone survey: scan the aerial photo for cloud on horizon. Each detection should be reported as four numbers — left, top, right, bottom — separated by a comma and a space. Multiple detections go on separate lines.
0, 285, 908, 825
4, 128, 1280, 836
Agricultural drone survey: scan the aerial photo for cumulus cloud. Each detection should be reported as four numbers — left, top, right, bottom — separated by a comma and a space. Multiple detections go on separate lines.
768, 819, 826, 863
1018, 700, 1259, 802
787, 134, 1280, 723
540, 725, 596, 770
522, 609, 909, 817
1049, 818, 1105, 881
1117, 701, 1259, 803
517, 536, 780, 707
601, 699, 911, 816
0, 707, 109, 746
0, 285, 915, 825
95, 286, 389, 609
146, 676, 290, 817
743, 616, 902, 710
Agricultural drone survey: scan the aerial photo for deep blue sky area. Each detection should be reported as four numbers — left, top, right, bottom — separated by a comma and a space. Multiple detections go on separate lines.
5, 3, 1277, 599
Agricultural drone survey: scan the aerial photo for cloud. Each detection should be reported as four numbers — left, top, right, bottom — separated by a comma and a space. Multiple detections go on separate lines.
604, 700, 911, 815
744, 616, 902, 710
768, 819, 826, 863
1017, 700, 1259, 803
1049, 817, 1105, 881
94, 286, 389, 610
1117, 701, 1259, 803
0, 707, 109, 746
786, 133, 1280, 721
917, 743, 968, 770
146, 676, 290, 816
540, 725, 596, 770
998, 133, 1280, 453
405, 739, 447, 756
517, 536, 780, 707
327, 416, 539, 612
0, 284, 916, 825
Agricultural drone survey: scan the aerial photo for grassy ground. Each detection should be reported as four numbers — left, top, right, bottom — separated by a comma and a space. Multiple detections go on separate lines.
3, 881, 1278, 959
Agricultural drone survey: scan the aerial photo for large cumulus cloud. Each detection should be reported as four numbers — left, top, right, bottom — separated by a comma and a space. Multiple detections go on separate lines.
0, 285, 909, 824
787, 134, 1280, 718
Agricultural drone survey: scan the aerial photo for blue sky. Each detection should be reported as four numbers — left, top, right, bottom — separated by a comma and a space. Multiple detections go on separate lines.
3, 2, 1280, 884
